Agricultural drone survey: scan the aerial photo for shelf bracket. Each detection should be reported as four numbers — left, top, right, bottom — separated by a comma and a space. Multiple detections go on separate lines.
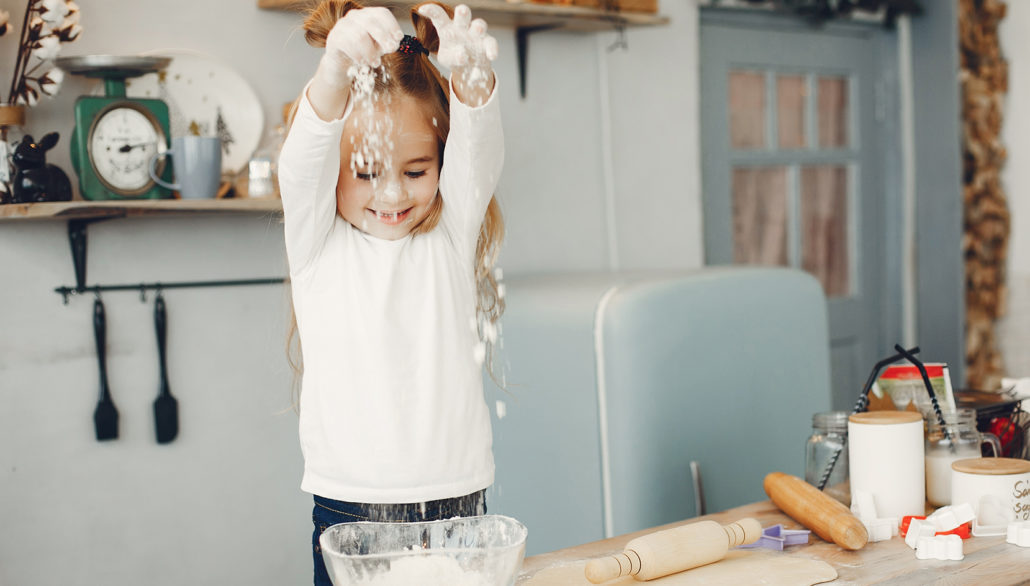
67, 218, 112, 296
516, 24, 562, 99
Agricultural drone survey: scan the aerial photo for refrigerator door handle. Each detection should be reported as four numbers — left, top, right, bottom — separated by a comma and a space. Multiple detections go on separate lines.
690, 460, 706, 516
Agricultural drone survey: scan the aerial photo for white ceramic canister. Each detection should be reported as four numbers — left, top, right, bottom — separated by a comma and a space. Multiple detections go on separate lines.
951, 457, 1030, 530
849, 410, 925, 519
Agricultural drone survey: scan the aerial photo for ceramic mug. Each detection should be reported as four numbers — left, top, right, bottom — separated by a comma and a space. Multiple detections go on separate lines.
951, 457, 1030, 533
148, 136, 222, 199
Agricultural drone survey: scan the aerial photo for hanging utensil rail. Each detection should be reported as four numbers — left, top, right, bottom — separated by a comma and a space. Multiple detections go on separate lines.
56, 278, 286, 304
56, 218, 286, 304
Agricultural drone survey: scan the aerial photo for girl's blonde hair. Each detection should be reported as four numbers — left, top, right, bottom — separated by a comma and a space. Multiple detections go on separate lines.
287, 0, 505, 405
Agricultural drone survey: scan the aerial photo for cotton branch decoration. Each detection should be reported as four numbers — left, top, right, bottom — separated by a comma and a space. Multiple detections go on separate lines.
0, 1, 79, 203
0, 0, 81, 106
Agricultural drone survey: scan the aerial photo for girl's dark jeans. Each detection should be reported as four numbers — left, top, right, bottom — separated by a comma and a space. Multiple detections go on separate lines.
311, 490, 487, 586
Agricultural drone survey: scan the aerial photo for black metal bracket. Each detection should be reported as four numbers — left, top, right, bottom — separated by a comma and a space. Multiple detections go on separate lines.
68, 218, 111, 292
516, 24, 562, 99
59, 218, 285, 304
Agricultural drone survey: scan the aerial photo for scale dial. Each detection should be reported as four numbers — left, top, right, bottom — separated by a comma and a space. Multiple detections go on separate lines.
87, 102, 166, 195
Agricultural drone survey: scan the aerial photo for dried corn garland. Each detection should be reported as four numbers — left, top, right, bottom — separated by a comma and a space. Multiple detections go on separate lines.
960, 0, 1009, 390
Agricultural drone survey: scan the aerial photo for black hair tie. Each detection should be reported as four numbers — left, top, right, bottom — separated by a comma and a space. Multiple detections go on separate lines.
398, 34, 429, 56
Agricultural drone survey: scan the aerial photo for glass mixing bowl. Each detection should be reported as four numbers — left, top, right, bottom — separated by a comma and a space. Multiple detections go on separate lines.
319, 514, 528, 585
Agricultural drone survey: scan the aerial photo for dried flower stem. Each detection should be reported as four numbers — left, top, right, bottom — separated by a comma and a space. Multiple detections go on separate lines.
7, 1, 37, 103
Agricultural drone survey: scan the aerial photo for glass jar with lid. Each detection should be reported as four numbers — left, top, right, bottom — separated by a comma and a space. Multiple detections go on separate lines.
805, 411, 850, 505
925, 408, 1001, 506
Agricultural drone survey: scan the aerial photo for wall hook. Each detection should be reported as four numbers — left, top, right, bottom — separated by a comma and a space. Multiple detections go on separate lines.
607, 24, 629, 52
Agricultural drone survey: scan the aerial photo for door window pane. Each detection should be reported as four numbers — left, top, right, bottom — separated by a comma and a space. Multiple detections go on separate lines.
818, 76, 849, 148
801, 165, 850, 296
729, 70, 766, 149
777, 75, 807, 149
732, 166, 788, 266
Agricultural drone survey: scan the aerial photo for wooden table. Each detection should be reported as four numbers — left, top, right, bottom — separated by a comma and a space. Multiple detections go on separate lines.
516, 500, 1030, 585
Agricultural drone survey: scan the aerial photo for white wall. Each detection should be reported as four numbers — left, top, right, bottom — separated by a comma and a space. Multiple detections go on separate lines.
997, 5, 1030, 379
0, 1, 702, 584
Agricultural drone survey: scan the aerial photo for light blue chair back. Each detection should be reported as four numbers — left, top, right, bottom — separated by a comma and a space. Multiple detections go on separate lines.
598, 267, 831, 536
485, 267, 832, 554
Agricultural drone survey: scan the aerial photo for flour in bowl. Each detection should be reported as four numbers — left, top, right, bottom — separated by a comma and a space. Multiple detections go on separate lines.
355, 555, 490, 586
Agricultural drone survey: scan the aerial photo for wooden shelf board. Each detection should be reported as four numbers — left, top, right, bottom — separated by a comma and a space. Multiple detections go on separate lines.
0, 198, 283, 222
257, 0, 669, 30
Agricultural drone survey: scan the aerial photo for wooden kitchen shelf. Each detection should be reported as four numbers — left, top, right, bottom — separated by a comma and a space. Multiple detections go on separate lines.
260, 0, 670, 96
257, 0, 670, 30
0, 198, 283, 222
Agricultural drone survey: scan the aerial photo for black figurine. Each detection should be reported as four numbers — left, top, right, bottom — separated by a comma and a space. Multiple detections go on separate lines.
11, 133, 72, 203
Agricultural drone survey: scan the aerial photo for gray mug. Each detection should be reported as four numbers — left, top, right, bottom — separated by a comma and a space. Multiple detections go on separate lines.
148, 136, 222, 199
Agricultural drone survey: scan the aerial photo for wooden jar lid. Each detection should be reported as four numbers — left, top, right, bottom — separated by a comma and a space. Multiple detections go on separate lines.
850, 411, 923, 425
0, 104, 25, 127
951, 458, 1030, 475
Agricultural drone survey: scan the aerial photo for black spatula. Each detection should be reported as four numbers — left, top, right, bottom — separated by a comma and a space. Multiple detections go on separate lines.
153, 293, 179, 444
92, 297, 118, 441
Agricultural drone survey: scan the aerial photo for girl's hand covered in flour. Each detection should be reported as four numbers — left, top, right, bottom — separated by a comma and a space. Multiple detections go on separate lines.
418, 3, 497, 107
318, 7, 404, 89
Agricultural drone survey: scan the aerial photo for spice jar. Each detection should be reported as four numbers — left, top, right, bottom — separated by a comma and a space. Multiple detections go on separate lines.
805, 411, 850, 505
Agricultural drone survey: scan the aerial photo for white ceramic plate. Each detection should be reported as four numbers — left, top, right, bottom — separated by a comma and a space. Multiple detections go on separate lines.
125, 49, 264, 175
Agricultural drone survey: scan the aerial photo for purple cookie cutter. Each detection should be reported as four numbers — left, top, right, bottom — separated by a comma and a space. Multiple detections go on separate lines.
737, 524, 811, 551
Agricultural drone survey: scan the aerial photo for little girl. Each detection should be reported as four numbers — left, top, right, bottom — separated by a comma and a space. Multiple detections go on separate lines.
278, 0, 504, 583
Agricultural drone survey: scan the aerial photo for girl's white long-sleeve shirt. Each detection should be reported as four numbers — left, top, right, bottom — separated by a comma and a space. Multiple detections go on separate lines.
278, 84, 503, 504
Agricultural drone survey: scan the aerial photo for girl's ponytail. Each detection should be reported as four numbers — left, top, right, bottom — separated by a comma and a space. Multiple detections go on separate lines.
304, 0, 364, 47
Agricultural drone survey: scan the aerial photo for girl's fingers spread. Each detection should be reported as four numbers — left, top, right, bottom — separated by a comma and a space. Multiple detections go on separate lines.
357, 7, 402, 55
344, 33, 377, 66
483, 35, 498, 61
360, 6, 398, 27
365, 18, 403, 55
417, 3, 451, 30
454, 4, 472, 30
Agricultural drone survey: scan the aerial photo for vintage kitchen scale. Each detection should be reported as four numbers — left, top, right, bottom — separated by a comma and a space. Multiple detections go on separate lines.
56, 55, 173, 200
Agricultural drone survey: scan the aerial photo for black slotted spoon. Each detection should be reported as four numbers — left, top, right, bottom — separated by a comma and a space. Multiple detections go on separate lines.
153, 292, 179, 444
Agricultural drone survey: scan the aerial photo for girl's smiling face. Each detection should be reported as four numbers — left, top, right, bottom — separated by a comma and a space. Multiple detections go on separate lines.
336, 93, 441, 241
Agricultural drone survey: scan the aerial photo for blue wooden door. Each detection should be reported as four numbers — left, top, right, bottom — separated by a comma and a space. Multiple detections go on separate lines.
700, 10, 901, 410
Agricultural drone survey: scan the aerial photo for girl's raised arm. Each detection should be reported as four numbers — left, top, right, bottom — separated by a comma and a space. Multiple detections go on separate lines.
307, 6, 404, 120
418, 3, 498, 108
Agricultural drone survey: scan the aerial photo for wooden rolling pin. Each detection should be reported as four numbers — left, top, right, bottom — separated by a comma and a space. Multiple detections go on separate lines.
764, 471, 868, 550
584, 518, 762, 583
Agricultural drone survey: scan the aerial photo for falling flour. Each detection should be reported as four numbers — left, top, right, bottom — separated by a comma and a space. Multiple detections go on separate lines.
354, 555, 491, 586
347, 63, 394, 195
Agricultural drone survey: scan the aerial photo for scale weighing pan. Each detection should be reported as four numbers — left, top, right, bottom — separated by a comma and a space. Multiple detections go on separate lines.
56, 55, 171, 79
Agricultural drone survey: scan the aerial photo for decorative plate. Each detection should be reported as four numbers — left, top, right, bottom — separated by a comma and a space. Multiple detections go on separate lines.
124, 49, 264, 176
